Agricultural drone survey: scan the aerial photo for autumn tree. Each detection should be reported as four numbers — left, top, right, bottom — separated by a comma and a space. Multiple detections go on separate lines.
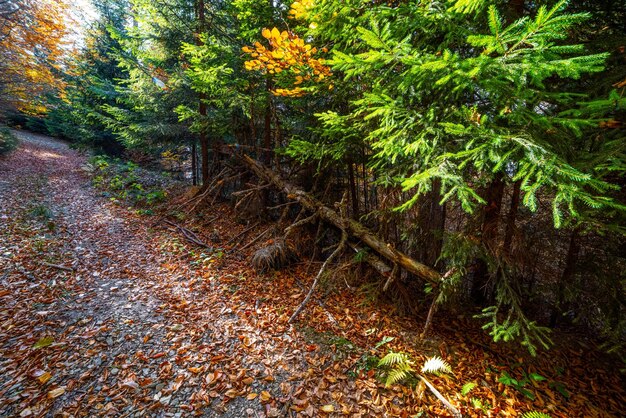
0, 0, 71, 116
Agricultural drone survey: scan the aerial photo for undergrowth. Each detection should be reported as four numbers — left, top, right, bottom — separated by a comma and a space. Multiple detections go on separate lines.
0, 126, 18, 156
86, 155, 167, 212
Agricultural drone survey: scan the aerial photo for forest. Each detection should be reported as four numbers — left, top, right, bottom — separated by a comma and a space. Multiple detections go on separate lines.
0, 0, 625, 417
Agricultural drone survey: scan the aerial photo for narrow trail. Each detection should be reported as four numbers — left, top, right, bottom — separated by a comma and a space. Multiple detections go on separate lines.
0, 132, 310, 417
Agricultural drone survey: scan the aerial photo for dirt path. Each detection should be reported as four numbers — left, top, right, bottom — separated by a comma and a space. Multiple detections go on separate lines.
0, 132, 313, 417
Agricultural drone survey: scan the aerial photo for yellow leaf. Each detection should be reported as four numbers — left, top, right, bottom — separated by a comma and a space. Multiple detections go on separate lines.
242, 46, 253, 53
224, 388, 239, 398
260, 391, 272, 402
38, 372, 52, 384
33, 337, 54, 349
262, 28, 271, 39
320, 404, 335, 413
47, 387, 65, 399
247, 392, 258, 400
271, 27, 281, 40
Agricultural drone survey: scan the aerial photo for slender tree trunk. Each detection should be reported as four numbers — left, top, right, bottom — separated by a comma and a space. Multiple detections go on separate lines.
471, 173, 505, 303
196, 0, 209, 184
249, 94, 257, 151
263, 78, 272, 165
347, 161, 358, 217
550, 228, 580, 327
191, 141, 197, 186
503, 180, 521, 257
362, 159, 368, 213
198, 103, 209, 183
417, 179, 446, 267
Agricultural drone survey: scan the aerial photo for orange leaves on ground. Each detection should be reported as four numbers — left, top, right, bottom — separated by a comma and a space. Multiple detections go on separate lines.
31, 370, 53, 384
243, 28, 331, 97
259, 390, 272, 402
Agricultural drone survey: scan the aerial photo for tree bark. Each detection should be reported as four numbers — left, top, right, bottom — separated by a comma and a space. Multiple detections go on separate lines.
503, 180, 521, 257
263, 78, 272, 165
191, 141, 197, 186
238, 154, 442, 285
550, 228, 580, 327
347, 160, 358, 217
417, 179, 446, 267
196, 0, 209, 184
471, 173, 505, 303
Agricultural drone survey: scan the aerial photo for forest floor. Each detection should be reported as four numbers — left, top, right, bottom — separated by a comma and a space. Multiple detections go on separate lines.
0, 131, 624, 418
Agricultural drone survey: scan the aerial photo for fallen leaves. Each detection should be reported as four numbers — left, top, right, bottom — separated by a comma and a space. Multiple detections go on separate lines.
32, 336, 55, 349
0, 132, 623, 418
320, 404, 335, 413
31, 370, 53, 384
260, 390, 272, 402
47, 386, 65, 398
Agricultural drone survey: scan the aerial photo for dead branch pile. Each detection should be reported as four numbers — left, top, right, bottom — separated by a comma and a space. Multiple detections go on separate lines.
236, 153, 442, 287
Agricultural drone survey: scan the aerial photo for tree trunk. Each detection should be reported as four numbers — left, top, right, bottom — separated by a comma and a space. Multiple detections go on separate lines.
347, 161, 358, 217
263, 78, 272, 165
196, 0, 209, 184
239, 154, 442, 285
471, 173, 505, 304
417, 179, 446, 267
191, 141, 197, 186
550, 228, 580, 327
503, 180, 521, 257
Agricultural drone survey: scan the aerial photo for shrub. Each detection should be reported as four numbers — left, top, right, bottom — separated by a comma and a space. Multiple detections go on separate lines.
0, 126, 18, 156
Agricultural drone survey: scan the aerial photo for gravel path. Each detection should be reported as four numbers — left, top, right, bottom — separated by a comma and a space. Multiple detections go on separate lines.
0, 132, 310, 417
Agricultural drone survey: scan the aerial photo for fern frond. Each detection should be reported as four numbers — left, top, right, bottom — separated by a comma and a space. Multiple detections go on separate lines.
522, 412, 551, 418
385, 368, 412, 387
421, 356, 452, 375
461, 382, 477, 395
378, 352, 412, 367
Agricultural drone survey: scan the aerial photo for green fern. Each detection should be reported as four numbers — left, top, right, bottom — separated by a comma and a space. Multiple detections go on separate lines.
421, 356, 452, 375
385, 367, 413, 387
522, 412, 551, 418
378, 352, 415, 387
378, 353, 455, 387
378, 351, 412, 367
461, 381, 477, 396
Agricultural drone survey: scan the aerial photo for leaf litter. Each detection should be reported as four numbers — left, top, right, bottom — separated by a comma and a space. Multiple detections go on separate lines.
0, 131, 624, 417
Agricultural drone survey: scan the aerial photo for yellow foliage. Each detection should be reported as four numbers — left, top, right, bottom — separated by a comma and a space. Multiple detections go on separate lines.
0, 0, 73, 113
242, 27, 332, 97
288, 0, 315, 20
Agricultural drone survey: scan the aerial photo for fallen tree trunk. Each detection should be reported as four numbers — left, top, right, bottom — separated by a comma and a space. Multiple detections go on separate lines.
238, 154, 442, 286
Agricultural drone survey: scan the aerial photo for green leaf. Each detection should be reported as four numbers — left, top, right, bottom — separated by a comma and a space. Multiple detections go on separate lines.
461, 382, 477, 395
528, 372, 546, 381
33, 337, 54, 349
